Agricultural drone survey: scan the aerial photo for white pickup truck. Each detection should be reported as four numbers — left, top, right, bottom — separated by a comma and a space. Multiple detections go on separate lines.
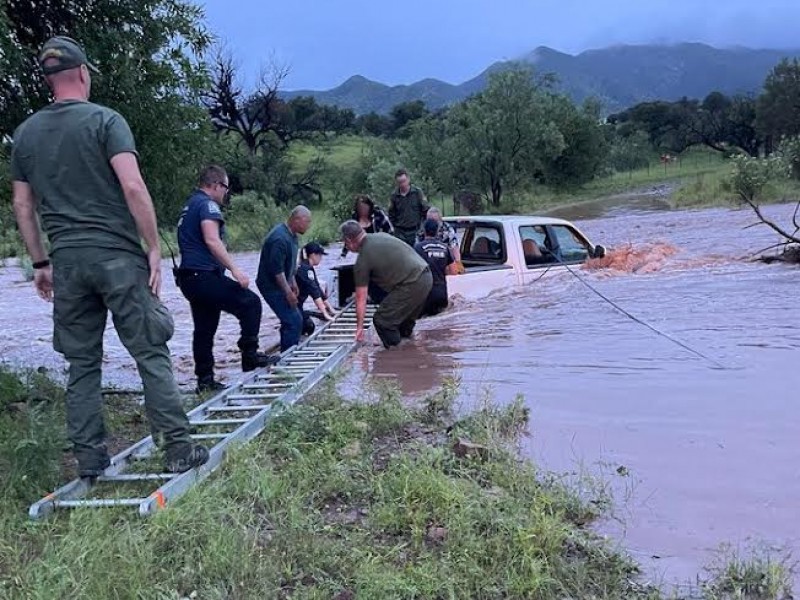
443, 215, 605, 300
329, 215, 604, 306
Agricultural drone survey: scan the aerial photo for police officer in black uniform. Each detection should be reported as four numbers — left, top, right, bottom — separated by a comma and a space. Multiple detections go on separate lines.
296, 242, 336, 335
176, 165, 277, 392
414, 218, 454, 317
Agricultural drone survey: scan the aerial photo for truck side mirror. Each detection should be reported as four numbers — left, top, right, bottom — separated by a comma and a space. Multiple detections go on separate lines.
593, 244, 606, 258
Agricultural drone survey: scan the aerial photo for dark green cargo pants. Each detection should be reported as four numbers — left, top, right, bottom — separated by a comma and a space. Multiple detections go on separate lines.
372, 268, 432, 348
394, 228, 419, 247
51, 248, 193, 472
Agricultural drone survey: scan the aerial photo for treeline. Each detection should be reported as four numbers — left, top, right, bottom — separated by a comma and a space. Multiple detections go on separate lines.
608, 58, 800, 162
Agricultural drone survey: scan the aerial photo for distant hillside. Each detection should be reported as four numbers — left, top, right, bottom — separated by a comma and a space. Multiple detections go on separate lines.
282, 43, 800, 115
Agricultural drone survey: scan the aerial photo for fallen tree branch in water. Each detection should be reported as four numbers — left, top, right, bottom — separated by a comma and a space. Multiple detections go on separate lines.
757, 244, 800, 264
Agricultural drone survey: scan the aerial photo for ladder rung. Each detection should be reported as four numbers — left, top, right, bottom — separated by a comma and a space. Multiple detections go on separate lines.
208, 405, 270, 412
242, 383, 294, 389
56, 498, 145, 508
97, 473, 175, 483
191, 418, 250, 426
283, 360, 325, 365
191, 433, 229, 440
225, 394, 280, 401
299, 344, 347, 351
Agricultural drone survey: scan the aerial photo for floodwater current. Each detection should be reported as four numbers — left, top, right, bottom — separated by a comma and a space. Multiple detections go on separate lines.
1, 197, 798, 590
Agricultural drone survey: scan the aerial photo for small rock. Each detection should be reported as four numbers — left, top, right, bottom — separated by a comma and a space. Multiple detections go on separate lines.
333, 590, 355, 600
339, 441, 362, 459
452, 437, 489, 461
425, 526, 448, 544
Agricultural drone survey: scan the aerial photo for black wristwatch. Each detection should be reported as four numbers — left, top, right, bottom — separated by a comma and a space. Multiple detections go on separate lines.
32, 259, 51, 269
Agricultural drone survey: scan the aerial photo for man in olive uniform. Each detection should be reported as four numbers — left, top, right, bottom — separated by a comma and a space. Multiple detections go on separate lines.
388, 168, 429, 246
10, 36, 208, 476
339, 220, 432, 348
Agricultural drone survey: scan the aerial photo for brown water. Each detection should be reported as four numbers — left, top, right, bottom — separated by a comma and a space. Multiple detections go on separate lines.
1, 200, 798, 589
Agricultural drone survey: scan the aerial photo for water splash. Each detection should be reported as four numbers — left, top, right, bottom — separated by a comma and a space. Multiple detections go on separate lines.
585, 242, 679, 274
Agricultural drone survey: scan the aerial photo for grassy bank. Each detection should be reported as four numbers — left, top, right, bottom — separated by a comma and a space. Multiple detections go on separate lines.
0, 365, 794, 599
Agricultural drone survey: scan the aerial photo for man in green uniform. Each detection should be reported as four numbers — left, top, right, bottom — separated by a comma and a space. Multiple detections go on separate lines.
339, 220, 432, 348
388, 168, 430, 246
10, 36, 208, 477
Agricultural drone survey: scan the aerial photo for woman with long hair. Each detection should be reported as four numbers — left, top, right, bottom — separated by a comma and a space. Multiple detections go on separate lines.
340, 195, 393, 258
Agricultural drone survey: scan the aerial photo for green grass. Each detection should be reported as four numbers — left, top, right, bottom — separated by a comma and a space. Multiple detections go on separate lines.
290, 135, 367, 173
0, 366, 794, 599
700, 542, 794, 600
0, 367, 663, 599
671, 164, 800, 209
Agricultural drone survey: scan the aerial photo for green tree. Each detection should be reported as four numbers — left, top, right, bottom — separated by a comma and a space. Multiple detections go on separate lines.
609, 129, 652, 172
611, 100, 695, 152
2, 0, 214, 223
355, 112, 393, 137
390, 100, 429, 137
540, 97, 609, 187
757, 58, 800, 151
403, 115, 454, 198
444, 66, 565, 206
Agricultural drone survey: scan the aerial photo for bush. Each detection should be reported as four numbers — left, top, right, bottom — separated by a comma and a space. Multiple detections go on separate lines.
224, 191, 286, 253
729, 154, 790, 204
777, 135, 800, 180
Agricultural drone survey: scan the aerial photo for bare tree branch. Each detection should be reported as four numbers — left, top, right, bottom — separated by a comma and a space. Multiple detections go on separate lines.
741, 196, 800, 245
202, 47, 294, 155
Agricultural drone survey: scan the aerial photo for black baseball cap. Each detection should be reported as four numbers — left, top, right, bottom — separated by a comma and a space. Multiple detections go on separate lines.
304, 242, 328, 256
39, 36, 100, 75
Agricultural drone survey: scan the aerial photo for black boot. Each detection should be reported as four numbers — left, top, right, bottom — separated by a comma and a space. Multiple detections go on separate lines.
196, 376, 225, 394
165, 443, 210, 473
238, 337, 280, 372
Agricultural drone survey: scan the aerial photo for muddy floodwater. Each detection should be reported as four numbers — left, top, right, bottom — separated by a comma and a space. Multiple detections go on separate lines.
1, 198, 799, 589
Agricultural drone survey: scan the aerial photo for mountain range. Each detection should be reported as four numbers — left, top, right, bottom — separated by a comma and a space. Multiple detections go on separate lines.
282, 43, 800, 115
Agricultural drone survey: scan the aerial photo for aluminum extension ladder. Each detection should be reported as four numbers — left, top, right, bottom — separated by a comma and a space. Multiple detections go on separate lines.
29, 302, 377, 519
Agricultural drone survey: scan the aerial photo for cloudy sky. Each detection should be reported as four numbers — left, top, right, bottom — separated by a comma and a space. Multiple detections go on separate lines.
199, 0, 800, 90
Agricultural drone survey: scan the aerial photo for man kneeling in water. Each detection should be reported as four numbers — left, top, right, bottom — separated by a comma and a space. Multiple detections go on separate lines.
340, 220, 432, 348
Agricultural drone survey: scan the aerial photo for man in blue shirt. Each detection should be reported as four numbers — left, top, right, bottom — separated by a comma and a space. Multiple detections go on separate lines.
177, 165, 277, 392
256, 206, 312, 351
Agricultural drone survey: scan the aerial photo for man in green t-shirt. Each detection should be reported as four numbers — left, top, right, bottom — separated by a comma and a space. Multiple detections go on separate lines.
10, 36, 208, 477
339, 220, 432, 348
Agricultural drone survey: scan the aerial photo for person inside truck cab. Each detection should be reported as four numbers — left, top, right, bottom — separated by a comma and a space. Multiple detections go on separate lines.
521, 226, 552, 265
